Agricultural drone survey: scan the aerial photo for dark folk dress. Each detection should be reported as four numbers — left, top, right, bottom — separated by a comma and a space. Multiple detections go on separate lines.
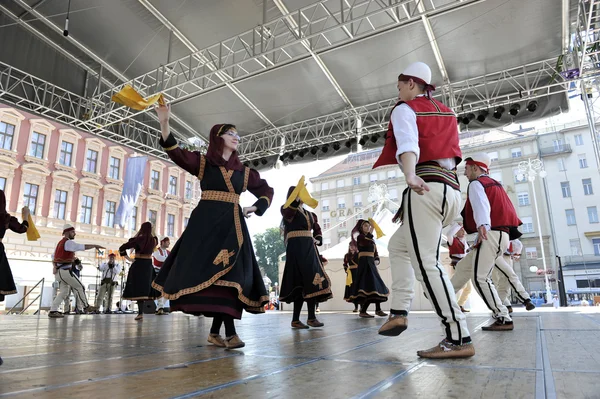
343, 252, 359, 303
279, 201, 333, 304
347, 233, 389, 304
120, 236, 159, 300
0, 217, 28, 302
153, 134, 273, 319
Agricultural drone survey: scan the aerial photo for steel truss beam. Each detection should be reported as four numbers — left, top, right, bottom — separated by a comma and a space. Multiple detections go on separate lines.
83, 0, 486, 131
238, 57, 577, 161
0, 61, 185, 159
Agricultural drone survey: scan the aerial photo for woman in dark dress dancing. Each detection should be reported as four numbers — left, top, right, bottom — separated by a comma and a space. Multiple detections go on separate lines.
279, 186, 332, 329
120, 221, 159, 321
0, 190, 30, 366
343, 243, 360, 312
153, 104, 273, 349
347, 219, 389, 318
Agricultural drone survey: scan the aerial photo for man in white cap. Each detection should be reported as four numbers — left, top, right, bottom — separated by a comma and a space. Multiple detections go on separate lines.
48, 224, 104, 318
451, 153, 521, 330
493, 236, 535, 312
373, 62, 474, 358
152, 237, 170, 315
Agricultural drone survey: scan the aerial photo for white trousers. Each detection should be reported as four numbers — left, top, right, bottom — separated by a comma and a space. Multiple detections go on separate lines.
95, 281, 116, 310
451, 230, 511, 320
51, 269, 89, 312
492, 255, 530, 306
388, 183, 470, 342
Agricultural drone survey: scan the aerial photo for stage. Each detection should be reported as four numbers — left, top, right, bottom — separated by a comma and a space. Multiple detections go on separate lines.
0, 308, 598, 398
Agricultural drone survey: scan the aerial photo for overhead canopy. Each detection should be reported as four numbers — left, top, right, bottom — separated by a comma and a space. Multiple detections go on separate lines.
0, 0, 578, 166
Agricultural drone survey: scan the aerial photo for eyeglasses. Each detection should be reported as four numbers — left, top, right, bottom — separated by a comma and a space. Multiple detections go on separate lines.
223, 130, 241, 141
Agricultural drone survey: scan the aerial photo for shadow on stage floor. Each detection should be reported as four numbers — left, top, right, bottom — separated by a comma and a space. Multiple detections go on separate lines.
0, 308, 599, 398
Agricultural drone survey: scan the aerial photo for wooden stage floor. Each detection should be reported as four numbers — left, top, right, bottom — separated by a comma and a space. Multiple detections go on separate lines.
0, 308, 599, 399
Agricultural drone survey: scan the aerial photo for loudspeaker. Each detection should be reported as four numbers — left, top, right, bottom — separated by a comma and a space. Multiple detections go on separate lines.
142, 300, 157, 314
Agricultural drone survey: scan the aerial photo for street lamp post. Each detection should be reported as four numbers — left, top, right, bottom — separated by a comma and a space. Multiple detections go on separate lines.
517, 158, 552, 303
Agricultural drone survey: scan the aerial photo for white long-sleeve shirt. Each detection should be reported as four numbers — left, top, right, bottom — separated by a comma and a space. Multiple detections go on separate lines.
391, 95, 456, 171
467, 178, 491, 231
55, 239, 86, 270
99, 261, 122, 282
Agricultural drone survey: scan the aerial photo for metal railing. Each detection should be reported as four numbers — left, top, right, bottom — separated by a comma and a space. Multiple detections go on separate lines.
6, 278, 45, 315
539, 144, 573, 156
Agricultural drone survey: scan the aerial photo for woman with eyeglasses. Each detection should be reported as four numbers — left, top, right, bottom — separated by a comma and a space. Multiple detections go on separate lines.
153, 104, 273, 349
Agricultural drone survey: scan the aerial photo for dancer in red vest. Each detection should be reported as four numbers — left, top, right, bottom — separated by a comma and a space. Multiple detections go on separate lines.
492, 237, 535, 312
374, 62, 474, 359
49, 224, 103, 318
451, 153, 520, 330
152, 237, 171, 315
446, 222, 473, 313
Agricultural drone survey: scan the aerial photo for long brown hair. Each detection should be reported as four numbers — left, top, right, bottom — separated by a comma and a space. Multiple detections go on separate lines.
205, 124, 244, 171
0, 190, 11, 228
134, 221, 155, 249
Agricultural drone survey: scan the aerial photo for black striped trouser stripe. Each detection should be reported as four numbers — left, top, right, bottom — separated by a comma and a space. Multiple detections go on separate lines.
495, 259, 527, 303
58, 269, 88, 309
407, 187, 461, 343
473, 233, 503, 314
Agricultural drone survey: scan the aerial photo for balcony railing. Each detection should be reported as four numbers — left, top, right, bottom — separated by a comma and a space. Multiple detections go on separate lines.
539, 144, 572, 156
561, 254, 600, 266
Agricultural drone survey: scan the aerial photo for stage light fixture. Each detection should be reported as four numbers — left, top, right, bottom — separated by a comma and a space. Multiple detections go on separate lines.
260, 158, 268, 165
321, 145, 329, 153
457, 116, 462, 124
359, 136, 368, 146
298, 149, 306, 158
526, 100, 538, 112
509, 103, 521, 116
345, 140, 352, 148
289, 151, 296, 161
493, 106, 505, 119
477, 110, 489, 123
310, 146, 318, 155
243, 162, 250, 167
461, 113, 475, 125
370, 134, 379, 143
252, 160, 260, 167
279, 155, 286, 162
333, 142, 341, 151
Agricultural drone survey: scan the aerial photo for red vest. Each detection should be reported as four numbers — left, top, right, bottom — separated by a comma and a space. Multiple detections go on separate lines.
152, 248, 170, 268
462, 176, 522, 234
448, 239, 466, 257
373, 97, 462, 169
54, 237, 75, 264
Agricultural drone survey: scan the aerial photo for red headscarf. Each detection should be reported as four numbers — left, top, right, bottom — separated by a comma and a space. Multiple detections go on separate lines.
205, 124, 244, 171
0, 190, 10, 228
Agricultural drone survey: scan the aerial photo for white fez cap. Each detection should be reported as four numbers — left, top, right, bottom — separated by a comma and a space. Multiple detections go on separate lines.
401, 62, 432, 85
464, 152, 492, 172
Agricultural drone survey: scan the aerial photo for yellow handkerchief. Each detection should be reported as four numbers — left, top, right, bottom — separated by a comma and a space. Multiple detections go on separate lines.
26, 214, 40, 241
346, 269, 353, 286
111, 85, 165, 111
368, 218, 385, 239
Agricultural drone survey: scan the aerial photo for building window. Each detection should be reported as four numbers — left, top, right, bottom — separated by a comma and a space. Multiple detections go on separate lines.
354, 194, 362, 207
336, 179, 344, 188
53, 190, 68, 220
593, 238, 600, 256
321, 182, 329, 190
579, 154, 588, 169
583, 178, 594, 195
130, 206, 138, 232
353, 177, 361, 185
80, 195, 93, 224
566, 209, 577, 226
105, 201, 116, 227
169, 176, 178, 195
553, 139, 564, 151
0, 121, 15, 150
184, 217, 190, 229
323, 238, 331, 250
488, 151, 499, 161
517, 192, 530, 206
560, 182, 571, 198
514, 169, 526, 183
369, 173, 378, 183
557, 158, 566, 171
337, 198, 345, 209
570, 239, 582, 256
525, 247, 538, 259
59, 141, 74, 167
389, 188, 398, 201
490, 172, 503, 185
339, 219, 347, 228
29, 132, 46, 159
0, 177, 5, 191
185, 181, 193, 199
322, 218, 331, 230
148, 209, 157, 227
521, 216, 534, 233
109, 156, 121, 180
167, 214, 175, 237
575, 134, 584, 146
588, 206, 599, 224
151, 170, 160, 190
387, 170, 396, 179
511, 147, 522, 158
23, 183, 39, 215
86, 149, 98, 173
322, 199, 330, 211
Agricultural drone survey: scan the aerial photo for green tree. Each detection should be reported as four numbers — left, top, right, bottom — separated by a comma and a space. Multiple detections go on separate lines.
253, 227, 286, 285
